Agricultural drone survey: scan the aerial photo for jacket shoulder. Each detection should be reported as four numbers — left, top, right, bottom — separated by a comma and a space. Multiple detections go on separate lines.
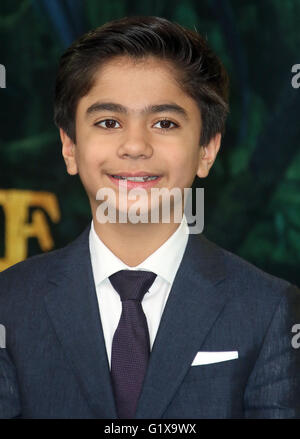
0, 224, 90, 298
198, 234, 299, 299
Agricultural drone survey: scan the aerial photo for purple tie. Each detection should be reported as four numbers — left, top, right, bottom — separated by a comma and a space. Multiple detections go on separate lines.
109, 270, 157, 419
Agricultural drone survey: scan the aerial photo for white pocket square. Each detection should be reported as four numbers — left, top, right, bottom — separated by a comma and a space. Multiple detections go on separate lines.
191, 350, 239, 366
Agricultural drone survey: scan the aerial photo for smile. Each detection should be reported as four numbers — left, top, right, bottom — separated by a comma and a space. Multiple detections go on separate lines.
111, 175, 159, 182
108, 174, 162, 188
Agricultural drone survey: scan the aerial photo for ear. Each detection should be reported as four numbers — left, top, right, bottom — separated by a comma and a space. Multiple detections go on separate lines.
196, 133, 221, 178
60, 128, 78, 175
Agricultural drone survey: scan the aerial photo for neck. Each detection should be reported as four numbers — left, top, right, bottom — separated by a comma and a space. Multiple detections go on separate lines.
92, 215, 182, 267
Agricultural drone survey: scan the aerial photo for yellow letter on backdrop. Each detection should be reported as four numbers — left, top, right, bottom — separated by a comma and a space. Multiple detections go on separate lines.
0, 190, 60, 271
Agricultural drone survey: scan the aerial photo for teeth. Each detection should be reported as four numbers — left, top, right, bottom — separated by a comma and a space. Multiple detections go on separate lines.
126, 177, 146, 182
112, 175, 127, 180
112, 175, 158, 182
144, 176, 158, 181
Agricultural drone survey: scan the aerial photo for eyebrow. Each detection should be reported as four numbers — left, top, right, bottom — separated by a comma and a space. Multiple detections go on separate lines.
85, 101, 189, 120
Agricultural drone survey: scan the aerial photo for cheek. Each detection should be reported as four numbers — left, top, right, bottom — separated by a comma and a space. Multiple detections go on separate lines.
168, 148, 199, 173
166, 148, 200, 187
76, 138, 107, 168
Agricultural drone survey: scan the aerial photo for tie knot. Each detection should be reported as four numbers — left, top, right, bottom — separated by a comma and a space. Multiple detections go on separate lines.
109, 270, 157, 302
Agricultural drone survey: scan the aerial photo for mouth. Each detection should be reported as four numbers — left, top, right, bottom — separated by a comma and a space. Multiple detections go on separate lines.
107, 173, 162, 188
110, 175, 159, 182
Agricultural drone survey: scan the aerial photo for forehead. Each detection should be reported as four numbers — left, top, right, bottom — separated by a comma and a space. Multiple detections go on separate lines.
77, 55, 198, 114
92, 55, 180, 88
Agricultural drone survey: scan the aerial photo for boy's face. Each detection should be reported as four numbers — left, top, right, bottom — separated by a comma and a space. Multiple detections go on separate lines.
61, 56, 221, 220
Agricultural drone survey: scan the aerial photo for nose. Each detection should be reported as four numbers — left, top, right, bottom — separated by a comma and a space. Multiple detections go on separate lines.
117, 122, 153, 159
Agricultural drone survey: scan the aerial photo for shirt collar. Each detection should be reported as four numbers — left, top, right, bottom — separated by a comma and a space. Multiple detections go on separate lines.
89, 216, 189, 286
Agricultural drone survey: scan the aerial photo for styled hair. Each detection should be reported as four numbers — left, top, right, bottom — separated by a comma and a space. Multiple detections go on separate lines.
54, 16, 229, 146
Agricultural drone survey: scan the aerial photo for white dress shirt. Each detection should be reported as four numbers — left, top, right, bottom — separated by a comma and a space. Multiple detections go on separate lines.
89, 216, 189, 369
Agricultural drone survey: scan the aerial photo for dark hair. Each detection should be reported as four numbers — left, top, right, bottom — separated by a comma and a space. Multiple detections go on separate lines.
54, 16, 229, 146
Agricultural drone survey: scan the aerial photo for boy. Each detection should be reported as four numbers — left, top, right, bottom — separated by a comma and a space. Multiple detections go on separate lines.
0, 16, 299, 419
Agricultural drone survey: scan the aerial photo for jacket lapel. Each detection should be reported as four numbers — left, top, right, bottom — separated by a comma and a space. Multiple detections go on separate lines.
135, 233, 230, 419
43, 226, 117, 418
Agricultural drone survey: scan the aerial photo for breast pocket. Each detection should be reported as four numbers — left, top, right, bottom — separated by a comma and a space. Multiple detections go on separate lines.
185, 355, 240, 382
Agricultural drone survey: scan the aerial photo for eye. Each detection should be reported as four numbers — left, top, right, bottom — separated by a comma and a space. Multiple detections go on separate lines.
95, 119, 121, 129
153, 119, 178, 130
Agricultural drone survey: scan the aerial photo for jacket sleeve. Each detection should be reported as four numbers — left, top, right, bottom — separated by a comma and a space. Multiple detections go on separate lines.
244, 284, 300, 418
0, 343, 21, 419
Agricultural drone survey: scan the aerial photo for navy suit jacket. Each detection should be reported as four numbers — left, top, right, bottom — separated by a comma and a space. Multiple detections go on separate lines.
0, 225, 300, 419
